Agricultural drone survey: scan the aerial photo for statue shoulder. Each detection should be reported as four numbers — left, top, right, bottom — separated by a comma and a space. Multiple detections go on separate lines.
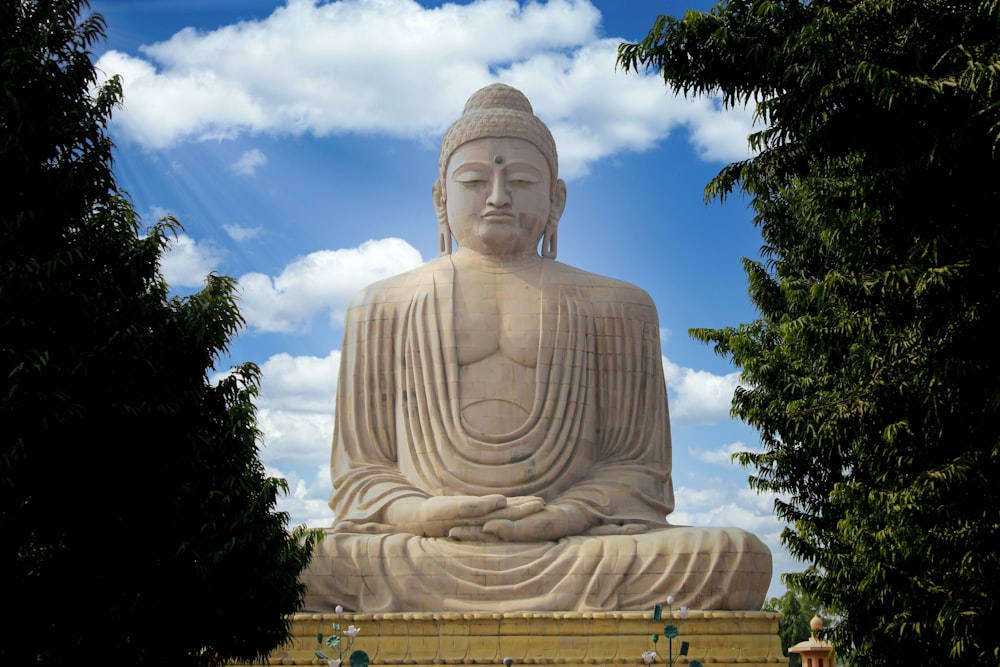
545, 260, 659, 319
348, 256, 452, 310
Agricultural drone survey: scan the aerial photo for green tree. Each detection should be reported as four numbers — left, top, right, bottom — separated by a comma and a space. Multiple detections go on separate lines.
619, 1, 1000, 664
1, 1, 316, 664
763, 588, 821, 667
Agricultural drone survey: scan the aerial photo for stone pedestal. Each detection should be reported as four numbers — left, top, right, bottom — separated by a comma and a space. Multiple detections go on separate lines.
229, 611, 787, 666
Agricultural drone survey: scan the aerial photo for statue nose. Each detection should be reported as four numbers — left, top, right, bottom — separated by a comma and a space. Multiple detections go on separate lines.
487, 173, 512, 206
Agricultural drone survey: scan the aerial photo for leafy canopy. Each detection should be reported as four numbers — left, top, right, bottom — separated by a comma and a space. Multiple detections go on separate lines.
620, 1, 1000, 665
1, 1, 316, 664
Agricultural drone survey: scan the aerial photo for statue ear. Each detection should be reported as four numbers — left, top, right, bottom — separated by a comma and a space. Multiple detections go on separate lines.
433, 179, 452, 256
542, 179, 566, 259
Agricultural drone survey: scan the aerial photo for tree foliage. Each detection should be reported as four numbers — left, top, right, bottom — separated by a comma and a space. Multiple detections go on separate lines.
620, 1, 1000, 664
1, 1, 316, 664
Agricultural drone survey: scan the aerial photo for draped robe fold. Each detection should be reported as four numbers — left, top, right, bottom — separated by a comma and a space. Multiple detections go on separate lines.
302, 257, 772, 612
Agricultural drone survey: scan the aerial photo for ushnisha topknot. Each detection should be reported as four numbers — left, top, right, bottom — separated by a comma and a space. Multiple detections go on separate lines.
439, 83, 558, 181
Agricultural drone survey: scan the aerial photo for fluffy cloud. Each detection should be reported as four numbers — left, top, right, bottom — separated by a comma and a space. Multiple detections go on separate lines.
229, 148, 267, 175
662, 356, 741, 425
159, 233, 223, 287
258, 408, 334, 465
238, 237, 423, 332
254, 349, 339, 524
255, 350, 338, 471
95, 0, 754, 178
259, 350, 340, 413
266, 463, 334, 528
224, 224, 263, 242
689, 440, 762, 466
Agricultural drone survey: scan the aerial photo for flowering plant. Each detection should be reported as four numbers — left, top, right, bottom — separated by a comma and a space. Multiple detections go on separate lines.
646, 596, 702, 667
314, 605, 370, 667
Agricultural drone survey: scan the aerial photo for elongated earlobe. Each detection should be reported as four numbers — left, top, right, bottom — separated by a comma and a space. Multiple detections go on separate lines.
542, 178, 566, 259
433, 179, 452, 256
439, 223, 452, 256
541, 223, 558, 259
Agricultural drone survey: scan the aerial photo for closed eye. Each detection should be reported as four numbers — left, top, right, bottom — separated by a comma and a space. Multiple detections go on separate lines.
454, 170, 488, 184
508, 169, 541, 184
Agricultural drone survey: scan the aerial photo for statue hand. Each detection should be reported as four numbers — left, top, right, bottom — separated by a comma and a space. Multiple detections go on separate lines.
386, 494, 526, 538
480, 503, 592, 542
446, 496, 546, 541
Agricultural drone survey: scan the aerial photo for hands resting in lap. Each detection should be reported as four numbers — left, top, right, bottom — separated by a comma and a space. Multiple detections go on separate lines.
334, 494, 649, 542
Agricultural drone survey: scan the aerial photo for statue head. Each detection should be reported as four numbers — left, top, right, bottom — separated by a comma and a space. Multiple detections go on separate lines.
434, 84, 567, 258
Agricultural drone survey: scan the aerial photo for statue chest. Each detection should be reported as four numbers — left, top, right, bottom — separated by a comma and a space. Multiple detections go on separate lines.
451, 271, 553, 435
452, 272, 547, 368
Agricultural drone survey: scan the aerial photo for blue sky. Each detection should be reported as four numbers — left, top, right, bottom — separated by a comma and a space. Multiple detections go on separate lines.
89, 0, 794, 600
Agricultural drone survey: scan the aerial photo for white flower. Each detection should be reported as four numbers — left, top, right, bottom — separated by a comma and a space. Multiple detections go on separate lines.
328, 660, 342, 667
344, 625, 361, 638
642, 650, 657, 664
665, 595, 675, 606
334, 604, 344, 614
679, 605, 690, 620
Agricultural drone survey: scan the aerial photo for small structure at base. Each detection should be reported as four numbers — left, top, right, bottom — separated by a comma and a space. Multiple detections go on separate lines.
788, 615, 834, 667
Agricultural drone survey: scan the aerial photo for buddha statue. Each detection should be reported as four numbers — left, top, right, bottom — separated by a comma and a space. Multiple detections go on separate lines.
301, 84, 771, 612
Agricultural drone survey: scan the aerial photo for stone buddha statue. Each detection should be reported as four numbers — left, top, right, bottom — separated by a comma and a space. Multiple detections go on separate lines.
301, 84, 771, 612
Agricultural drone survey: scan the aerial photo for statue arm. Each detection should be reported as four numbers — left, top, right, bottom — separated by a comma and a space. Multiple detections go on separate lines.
328, 294, 430, 528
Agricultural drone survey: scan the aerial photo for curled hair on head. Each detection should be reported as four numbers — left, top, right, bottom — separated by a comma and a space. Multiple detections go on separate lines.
438, 83, 558, 185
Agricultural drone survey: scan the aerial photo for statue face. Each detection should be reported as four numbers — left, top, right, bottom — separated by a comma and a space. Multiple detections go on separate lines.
444, 137, 552, 257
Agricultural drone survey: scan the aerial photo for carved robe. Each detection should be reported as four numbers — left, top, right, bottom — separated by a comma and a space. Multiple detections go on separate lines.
301, 256, 771, 612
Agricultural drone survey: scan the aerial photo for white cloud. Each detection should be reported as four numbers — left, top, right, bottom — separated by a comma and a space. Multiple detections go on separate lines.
254, 349, 340, 524
689, 440, 761, 466
258, 407, 334, 465
671, 479, 781, 536
266, 463, 334, 528
686, 99, 758, 162
259, 350, 340, 413
253, 348, 338, 491
224, 224, 263, 241
238, 237, 423, 332
95, 0, 754, 176
663, 356, 740, 425
159, 233, 223, 287
229, 148, 267, 175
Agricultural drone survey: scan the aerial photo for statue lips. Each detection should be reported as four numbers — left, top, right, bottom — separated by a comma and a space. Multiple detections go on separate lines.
482, 209, 516, 223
